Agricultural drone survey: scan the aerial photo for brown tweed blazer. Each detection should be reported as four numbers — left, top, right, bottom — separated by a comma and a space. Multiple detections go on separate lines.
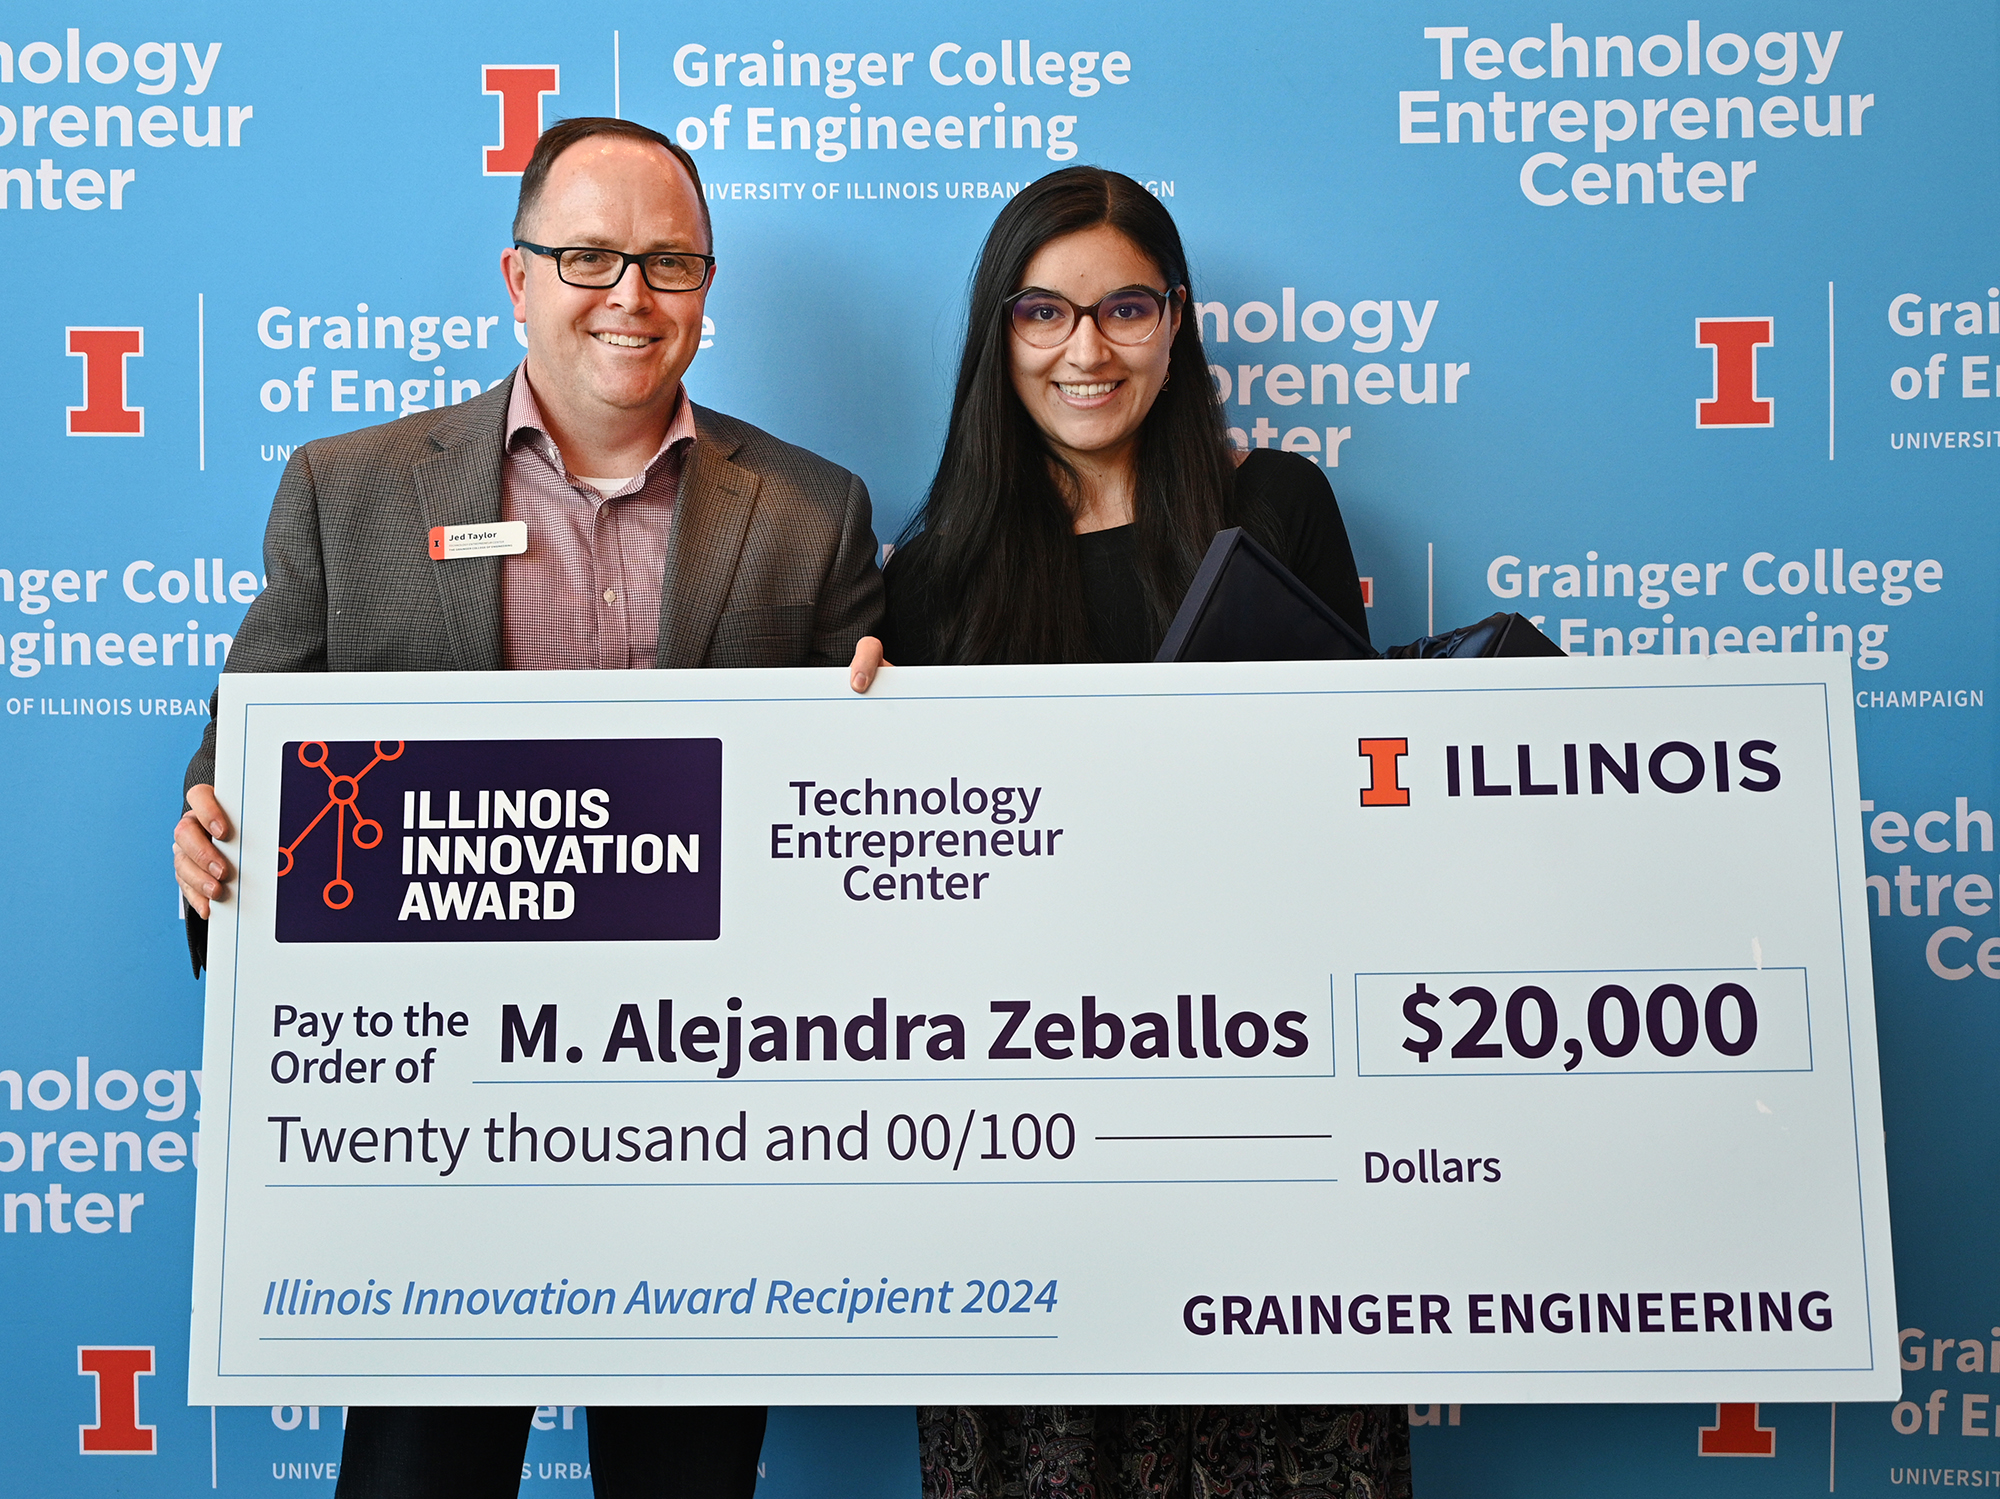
180, 374, 883, 968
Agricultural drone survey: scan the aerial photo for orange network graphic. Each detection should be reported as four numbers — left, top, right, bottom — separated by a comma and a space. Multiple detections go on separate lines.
277, 741, 404, 910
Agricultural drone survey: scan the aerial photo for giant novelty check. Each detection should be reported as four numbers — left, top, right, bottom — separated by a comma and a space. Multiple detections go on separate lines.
190, 655, 1898, 1404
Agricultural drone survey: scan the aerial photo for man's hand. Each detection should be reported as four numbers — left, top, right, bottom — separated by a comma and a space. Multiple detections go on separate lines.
174, 785, 235, 919
848, 636, 889, 693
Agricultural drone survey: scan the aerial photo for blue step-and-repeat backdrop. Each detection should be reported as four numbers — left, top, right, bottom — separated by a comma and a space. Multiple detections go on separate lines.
2, 2, 1994, 1493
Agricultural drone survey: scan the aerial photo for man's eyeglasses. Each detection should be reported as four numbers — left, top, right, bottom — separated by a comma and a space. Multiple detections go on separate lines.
514, 241, 716, 293
1006, 285, 1180, 348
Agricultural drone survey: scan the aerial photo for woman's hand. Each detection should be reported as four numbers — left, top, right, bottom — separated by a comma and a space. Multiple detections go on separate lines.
848, 636, 889, 693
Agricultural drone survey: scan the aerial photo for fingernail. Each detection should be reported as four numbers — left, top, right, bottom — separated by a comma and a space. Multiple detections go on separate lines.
209, 862, 223, 877
852, 674, 865, 691
209, 821, 225, 836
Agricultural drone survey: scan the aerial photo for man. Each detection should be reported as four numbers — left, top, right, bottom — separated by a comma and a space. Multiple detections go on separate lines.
172, 117, 882, 1499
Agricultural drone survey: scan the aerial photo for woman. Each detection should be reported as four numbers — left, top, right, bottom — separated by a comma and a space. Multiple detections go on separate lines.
853, 167, 1408, 1499
850, 166, 1368, 679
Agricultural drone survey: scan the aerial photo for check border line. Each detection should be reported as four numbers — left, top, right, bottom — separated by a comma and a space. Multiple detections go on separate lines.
257, 1176, 1343, 1188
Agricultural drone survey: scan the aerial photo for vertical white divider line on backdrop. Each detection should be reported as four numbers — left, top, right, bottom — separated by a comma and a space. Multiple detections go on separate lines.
613, 31, 621, 119
197, 291, 207, 472
209, 1404, 217, 1488
1427, 542, 1434, 636
1828, 1402, 1837, 1491
1827, 281, 1836, 462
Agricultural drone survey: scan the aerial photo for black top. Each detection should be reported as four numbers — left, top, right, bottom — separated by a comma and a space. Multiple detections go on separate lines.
883, 449, 1370, 664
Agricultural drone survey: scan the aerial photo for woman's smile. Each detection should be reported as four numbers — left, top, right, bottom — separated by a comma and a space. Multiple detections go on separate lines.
1054, 379, 1123, 404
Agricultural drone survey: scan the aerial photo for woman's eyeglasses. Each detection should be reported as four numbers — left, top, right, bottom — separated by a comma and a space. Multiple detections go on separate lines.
1005, 285, 1180, 348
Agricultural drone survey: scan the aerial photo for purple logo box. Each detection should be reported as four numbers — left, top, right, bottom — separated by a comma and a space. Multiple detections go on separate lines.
273, 738, 722, 942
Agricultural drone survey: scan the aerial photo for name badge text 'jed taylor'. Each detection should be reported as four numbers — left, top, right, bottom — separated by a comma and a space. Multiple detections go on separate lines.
428, 521, 527, 560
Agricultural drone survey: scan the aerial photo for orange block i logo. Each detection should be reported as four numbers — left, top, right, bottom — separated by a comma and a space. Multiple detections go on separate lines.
1359, 738, 1412, 807
65, 327, 143, 436
77, 1346, 155, 1455
1697, 317, 1775, 428
482, 65, 560, 175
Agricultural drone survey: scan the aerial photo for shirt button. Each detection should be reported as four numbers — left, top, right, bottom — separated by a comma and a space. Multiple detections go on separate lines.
602, 588, 618, 604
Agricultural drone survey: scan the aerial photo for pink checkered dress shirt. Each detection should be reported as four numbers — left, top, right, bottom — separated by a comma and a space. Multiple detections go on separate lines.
499, 368, 697, 671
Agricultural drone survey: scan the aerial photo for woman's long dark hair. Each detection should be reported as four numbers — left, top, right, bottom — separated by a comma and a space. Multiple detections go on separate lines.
896, 167, 1238, 663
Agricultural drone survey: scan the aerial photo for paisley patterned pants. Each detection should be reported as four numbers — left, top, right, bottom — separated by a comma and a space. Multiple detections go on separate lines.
918, 1405, 1412, 1499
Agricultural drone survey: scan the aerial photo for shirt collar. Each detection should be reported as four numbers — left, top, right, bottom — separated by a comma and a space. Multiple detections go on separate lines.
505, 363, 696, 482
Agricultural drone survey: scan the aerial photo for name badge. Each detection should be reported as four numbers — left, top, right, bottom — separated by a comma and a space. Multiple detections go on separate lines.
428, 521, 528, 560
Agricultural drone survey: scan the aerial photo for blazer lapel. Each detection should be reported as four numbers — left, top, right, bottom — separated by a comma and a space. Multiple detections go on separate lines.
412, 380, 511, 672
655, 418, 760, 668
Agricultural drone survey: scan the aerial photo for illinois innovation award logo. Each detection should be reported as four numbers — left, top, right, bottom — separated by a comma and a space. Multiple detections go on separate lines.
273, 738, 722, 942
